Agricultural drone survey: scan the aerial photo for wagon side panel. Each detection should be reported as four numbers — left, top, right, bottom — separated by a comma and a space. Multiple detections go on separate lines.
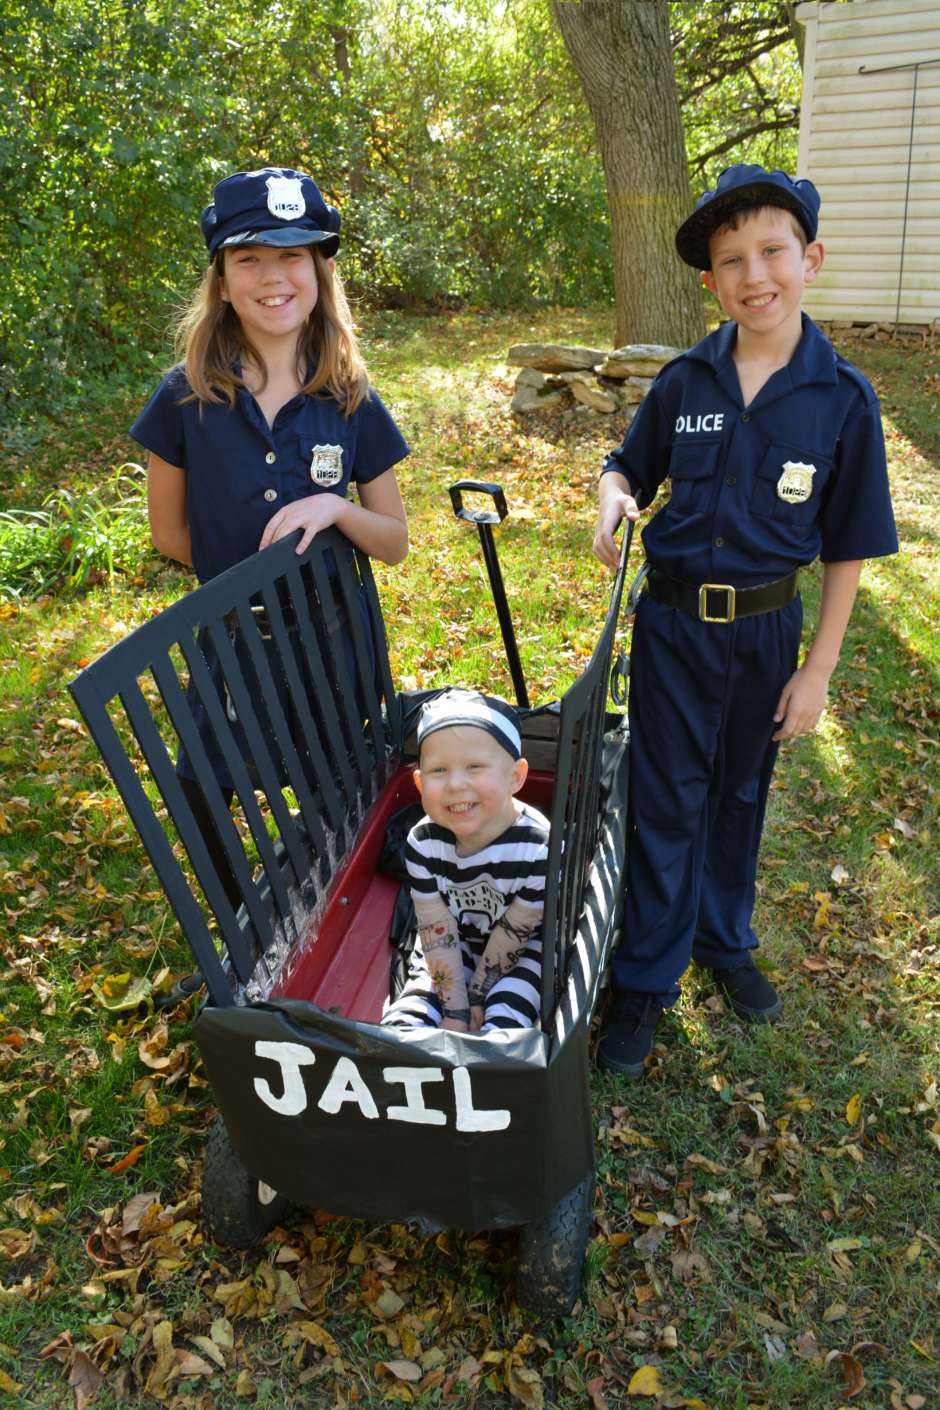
194, 1003, 595, 1231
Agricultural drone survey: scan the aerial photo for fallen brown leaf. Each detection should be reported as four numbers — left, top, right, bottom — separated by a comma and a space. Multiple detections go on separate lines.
378, 1358, 422, 1382
633, 1225, 668, 1257
827, 1349, 865, 1398
505, 1356, 545, 1409
0, 1227, 36, 1259
68, 1349, 104, 1410
586, 1374, 610, 1409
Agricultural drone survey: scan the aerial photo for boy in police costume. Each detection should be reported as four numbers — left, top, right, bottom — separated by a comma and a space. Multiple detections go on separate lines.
593, 163, 898, 1077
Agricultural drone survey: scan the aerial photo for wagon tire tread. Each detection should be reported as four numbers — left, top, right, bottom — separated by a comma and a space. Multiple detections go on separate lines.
516, 1172, 593, 1318
201, 1113, 289, 1249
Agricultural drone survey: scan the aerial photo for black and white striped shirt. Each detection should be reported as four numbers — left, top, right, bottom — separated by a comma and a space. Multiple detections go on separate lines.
405, 802, 550, 955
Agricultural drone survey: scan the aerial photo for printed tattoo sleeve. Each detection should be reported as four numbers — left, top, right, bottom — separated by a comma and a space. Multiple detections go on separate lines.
413, 895, 469, 1020
467, 895, 542, 1007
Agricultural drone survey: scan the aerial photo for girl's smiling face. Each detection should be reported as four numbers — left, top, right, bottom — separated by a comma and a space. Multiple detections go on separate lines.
415, 725, 527, 856
219, 244, 319, 348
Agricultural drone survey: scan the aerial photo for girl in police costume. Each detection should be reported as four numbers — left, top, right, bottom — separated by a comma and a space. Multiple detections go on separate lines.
134, 166, 408, 591
131, 167, 410, 896
592, 163, 897, 1077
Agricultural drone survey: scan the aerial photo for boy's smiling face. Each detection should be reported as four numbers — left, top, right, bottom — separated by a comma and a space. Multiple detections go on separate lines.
703, 207, 824, 344
415, 725, 527, 856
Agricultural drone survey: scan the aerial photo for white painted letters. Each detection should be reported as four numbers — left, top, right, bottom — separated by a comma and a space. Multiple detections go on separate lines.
253, 1040, 317, 1116
317, 1055, 380, 1119
674, 412, 724, 434
249, 1044, 512, 1131
453, 1066, 511, 1132
383, 1066, 447, 1125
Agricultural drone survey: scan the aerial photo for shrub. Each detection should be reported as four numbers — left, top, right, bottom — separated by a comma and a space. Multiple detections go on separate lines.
0, 464, 149, 601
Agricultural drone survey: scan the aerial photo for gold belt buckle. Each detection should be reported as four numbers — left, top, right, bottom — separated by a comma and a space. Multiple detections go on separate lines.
698, 583, 736, 623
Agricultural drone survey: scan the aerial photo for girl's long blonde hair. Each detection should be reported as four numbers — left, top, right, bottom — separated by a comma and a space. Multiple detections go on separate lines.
174, 248, 369, 414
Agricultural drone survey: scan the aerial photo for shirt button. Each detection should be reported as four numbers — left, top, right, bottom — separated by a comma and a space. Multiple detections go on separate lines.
265, 451, 276, 465
263, 488, 278, 503
740, 412, 750, 422
725, 475, 736, 486
714, 536, 724, 547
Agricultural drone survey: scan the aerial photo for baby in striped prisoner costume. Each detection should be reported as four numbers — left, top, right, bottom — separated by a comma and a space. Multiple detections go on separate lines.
381, 690, 549, 1034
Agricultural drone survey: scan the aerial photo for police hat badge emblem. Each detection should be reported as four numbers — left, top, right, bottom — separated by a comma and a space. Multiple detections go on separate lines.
776, 460, 816, 505
266, 174, 306, 221
309, 444, 344, 486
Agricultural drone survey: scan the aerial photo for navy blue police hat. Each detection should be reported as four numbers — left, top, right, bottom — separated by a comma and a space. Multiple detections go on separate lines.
675, 163, 821, 270
201, 167, 341, 260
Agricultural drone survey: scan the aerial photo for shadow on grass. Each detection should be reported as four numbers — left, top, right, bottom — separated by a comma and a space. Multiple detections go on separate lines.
840, 334, 940, 469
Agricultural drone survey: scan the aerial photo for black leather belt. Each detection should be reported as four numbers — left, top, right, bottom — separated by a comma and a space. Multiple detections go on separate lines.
647, 568, 798, 623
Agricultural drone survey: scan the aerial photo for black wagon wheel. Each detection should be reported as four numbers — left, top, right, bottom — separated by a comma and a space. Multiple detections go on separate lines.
515, 1172, 594, 1318
201, 1113, 290, 1249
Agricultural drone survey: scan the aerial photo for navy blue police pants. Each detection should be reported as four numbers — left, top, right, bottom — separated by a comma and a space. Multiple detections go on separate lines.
611, 591, 803, 1007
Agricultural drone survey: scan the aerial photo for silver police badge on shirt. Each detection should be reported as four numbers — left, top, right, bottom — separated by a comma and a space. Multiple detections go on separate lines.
309, 444, 344, 486
776, 460, 816, 505
266, 174, 305, 221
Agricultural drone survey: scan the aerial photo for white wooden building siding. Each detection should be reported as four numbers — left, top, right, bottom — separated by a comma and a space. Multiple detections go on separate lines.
796, 0, 940, 324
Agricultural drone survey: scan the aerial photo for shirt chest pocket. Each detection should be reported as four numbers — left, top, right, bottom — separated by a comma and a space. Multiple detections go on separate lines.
750, 443, 832, 526
667, 438, 721, 515
300, 436, 351, 493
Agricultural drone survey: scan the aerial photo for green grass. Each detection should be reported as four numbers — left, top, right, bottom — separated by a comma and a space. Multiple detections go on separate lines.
0, 311, 938, 1410
0, 467, 150, 602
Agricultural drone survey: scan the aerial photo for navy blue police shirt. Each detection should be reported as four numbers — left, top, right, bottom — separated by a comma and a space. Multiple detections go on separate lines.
130, 367, 410, 583
602, 315, 898, 588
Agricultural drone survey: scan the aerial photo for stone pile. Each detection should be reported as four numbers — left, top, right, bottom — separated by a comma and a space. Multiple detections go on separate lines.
508, 342, 681, 417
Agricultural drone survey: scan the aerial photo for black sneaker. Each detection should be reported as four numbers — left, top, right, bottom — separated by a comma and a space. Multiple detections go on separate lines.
596, 990, 664, 1078
709, 956, 781, 1023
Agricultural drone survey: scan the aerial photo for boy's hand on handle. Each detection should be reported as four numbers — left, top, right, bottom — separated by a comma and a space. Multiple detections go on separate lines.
260, 494, 343, 554
594, 472, 640, 572
772, 664, 829, 741
469, 1005, 485, 1033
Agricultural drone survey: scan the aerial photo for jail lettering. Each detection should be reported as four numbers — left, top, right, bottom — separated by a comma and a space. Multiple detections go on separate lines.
252, 1040, 511, 1132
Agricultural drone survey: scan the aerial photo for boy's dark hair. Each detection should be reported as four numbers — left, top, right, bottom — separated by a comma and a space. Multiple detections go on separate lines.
675, 163, 820, 270
710, 201, 809, 259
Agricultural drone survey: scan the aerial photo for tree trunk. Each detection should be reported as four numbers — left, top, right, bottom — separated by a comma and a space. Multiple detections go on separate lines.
553, 0, 705, 348
785, 2, 806, 67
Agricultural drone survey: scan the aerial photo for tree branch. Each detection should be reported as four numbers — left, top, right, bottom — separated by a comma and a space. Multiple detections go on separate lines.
677, 31, 793, 104
691, 115, 798, 173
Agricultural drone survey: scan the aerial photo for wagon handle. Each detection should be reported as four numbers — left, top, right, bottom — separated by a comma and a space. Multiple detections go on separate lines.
449, 480, 529, 709
609, 522, 635, 707
449, 480, 508, 525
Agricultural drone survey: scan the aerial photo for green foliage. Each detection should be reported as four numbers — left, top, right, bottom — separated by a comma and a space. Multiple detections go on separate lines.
1, 0, 609, 436
672, 1, 802, 188
1, 0, 811, 434
0, 464, 148, 600
342, 0, 609, 309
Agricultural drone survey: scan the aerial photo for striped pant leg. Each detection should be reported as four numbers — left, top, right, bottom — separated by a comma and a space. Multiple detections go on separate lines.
479, 936, 543, 1032
380, 939, 444, 1030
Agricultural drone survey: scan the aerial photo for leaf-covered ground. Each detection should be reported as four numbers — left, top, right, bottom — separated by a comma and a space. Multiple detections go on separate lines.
0, 310, 937, 1410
